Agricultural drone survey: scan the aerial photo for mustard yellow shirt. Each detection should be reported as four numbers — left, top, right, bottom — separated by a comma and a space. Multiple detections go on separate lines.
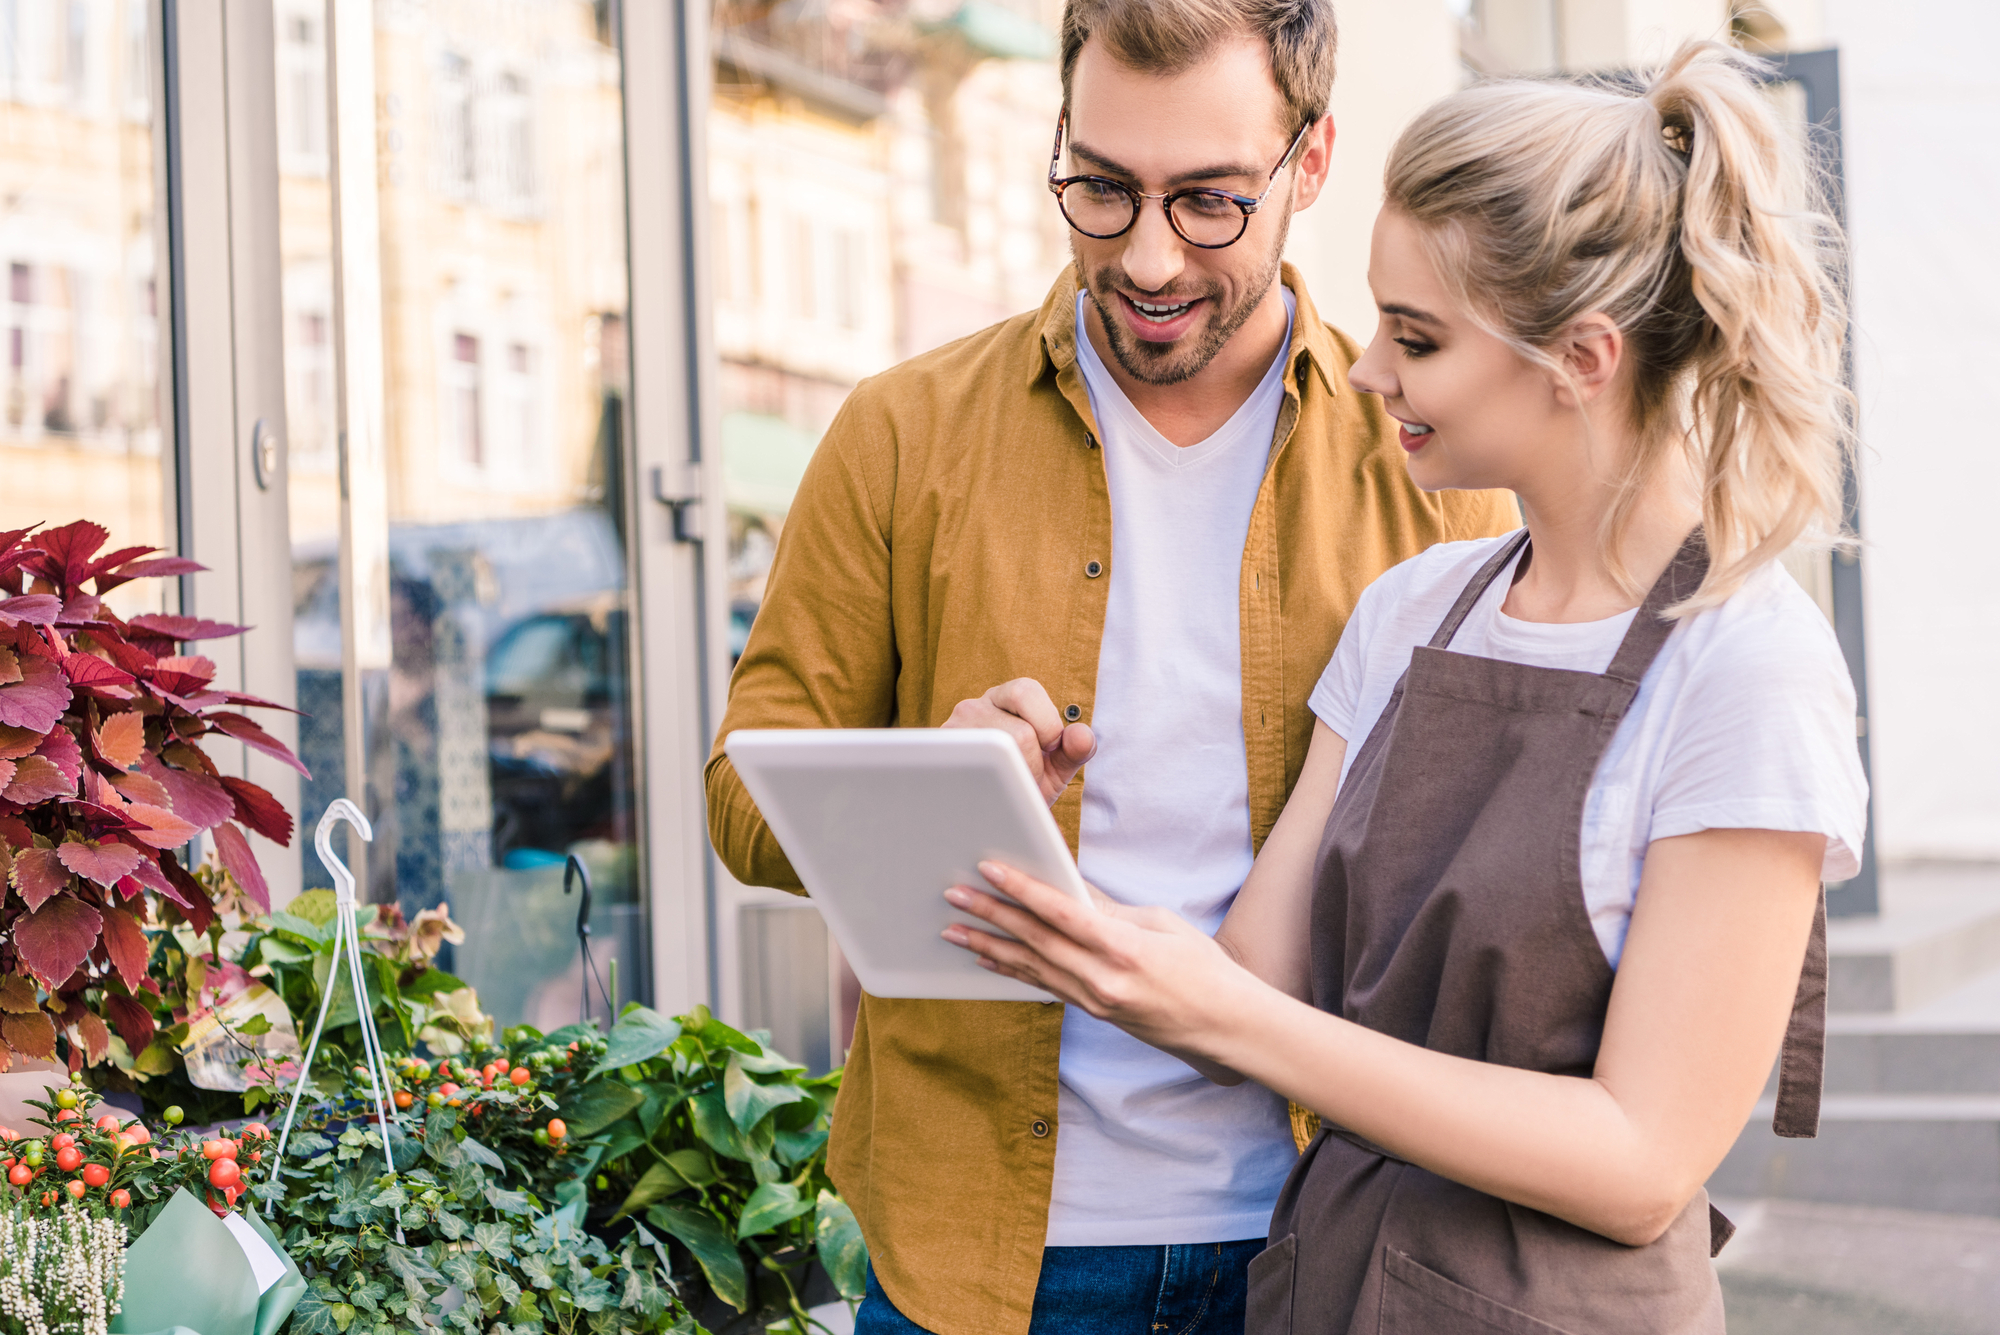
705, 265, 1518, 1335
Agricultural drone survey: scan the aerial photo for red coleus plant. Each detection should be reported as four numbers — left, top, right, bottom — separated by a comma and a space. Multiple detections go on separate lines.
0, 521, 303, 1076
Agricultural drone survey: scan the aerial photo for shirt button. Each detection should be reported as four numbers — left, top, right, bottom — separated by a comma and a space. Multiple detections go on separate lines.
1064, 704, 1081, 722
1031, 1119, 1050, 1138
1085, 560, 1103, 579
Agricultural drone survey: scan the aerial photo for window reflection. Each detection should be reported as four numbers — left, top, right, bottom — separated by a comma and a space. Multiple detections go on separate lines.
0, 0, 166, 619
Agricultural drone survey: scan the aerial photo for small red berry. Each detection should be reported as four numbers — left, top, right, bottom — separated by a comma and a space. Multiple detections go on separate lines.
66, 1180, 84, 1199
81, 1163, 109, 1188
8, 1163, 29, 1186
49, 1134, 74, 1152
54, 1146, 82, 1172
109, 1188, 130, 1209
208, 1158, 241, 1190
509, 1068, 531, 1087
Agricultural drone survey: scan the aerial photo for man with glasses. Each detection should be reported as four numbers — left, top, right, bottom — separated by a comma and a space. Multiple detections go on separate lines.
706, 2, 1516, 1332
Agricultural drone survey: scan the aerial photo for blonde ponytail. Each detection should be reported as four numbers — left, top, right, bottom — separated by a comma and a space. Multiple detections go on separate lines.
1384, 40, 1852, 612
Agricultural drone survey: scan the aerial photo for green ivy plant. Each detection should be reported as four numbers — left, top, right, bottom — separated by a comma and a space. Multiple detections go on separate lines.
267, 1071, 700, 1335
557, 1006, 866, 1334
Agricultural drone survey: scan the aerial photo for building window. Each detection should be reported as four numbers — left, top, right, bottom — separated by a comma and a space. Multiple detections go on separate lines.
831, 229, 860, 330
435, 51, 475, 198
497, 340, 537, 474
449, 332, 482, 466
491, 70, 536, 213
793, 216, 815, 321
277, 7, 326, 171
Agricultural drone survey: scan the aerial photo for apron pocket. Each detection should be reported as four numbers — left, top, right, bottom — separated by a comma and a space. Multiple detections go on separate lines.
1245, 1234, 1297, 1335
1380, 1248, 1579, 1335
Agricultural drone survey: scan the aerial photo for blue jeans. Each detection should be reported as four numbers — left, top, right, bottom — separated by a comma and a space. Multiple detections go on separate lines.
854, 1239, 1265, 1335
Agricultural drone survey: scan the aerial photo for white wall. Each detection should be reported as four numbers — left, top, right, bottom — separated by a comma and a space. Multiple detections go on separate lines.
1282, 2, 1461, 341
1823, 0, 2000, 861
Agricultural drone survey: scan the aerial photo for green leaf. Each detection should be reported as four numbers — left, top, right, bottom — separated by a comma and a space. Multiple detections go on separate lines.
291, 1289, 346, 1335
723, 1053, 808, 1133
773, 1125, 829, 1165
542, 1022, 597, 1048
611, 1147, 714, 1220
471, 1222, 516, 1261
400, 968, 467, 1000
815, 1191, 868, 1302
559, 1078, 645, 1137
435, 1208, 470, 1240
687, 1012, 761, 1058
458, 1135, 503, 1169
735, 1180, 816, 1239
732, 1046, 806, 1076
688, 1089, 751, 1161
267, 908, 333, 944
598, 1005, 681, 1070
596, 1120, 648, 1165
288, 888, 339, 926
235, 1012, 273, 1036
645, 1201, 749, 1313
484, 1184, 533, 1215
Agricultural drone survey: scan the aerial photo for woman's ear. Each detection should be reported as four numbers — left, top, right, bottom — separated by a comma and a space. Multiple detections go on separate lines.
1551, 314, 1625, 407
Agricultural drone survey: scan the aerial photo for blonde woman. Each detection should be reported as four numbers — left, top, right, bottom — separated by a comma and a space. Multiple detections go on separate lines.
941, 40, 1868, 1334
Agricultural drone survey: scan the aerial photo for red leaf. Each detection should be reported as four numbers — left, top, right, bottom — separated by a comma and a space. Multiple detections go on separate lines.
0, 1010, 54, 1060
57, 594, 103, 626
0, 759, 12, 791
122, 803, 199, 850
33, 725, 79, 784
102, 993, 154, 1053
137, 754, 233, 830
63, 652, 136, 690
11, 846, 72, 910
56, 838, 143, 888
215, 690, 303, 714
4, 755, 75, 805
159, 852, 215, 933
118, 854, 186, 909
106, 771, 170, 806
86, 631, 157, 677
74, 1010, 109, 1064
0, 725, 38, 760
92, 711, 145, 770
0, 652, 70, 732
212, 821, 269, 913
107, 555, 204, 581
0, 814, 32, 848
0, 595, 61, 626
84, 546, 156, 581
0, 974, 37, 1013
98, 908, 150, 992
204, 712, 309, 777
219, 775, 294, 847
29, 521, 109, 588
12, 894, 102, 987
127, 615, 249, 642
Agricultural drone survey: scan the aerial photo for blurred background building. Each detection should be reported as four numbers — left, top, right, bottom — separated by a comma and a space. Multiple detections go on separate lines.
1, 3, 1994, 1325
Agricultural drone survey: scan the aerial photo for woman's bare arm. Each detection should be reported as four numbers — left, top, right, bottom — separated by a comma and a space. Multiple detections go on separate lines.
945, 825, 1822, 1246
1213, 720, 1348, 1000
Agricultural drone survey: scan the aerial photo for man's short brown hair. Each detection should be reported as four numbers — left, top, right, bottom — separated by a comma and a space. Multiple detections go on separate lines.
1059, 0, 1338, 136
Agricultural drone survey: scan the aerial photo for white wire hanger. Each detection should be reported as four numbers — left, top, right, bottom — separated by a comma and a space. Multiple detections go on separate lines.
271, 799, 403, 1240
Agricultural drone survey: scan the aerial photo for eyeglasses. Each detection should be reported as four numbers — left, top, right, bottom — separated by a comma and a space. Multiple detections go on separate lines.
1047, 110, 1313, 250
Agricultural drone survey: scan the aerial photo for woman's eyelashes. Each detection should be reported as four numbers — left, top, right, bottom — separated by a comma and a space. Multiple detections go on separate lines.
1394, 336, 1438, 358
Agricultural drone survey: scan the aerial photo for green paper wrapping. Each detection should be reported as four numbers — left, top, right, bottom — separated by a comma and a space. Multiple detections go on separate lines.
109, 1189, 305, 1335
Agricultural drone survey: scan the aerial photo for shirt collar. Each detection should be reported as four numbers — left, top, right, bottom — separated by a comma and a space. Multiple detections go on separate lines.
1031, 261, 1342, 401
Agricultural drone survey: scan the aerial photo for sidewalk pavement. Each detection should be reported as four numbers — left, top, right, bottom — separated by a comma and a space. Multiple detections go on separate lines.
1713, 1196, 2000, 1334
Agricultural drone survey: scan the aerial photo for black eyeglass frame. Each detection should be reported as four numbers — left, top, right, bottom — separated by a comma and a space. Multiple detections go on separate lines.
1046, 110, 1315, 249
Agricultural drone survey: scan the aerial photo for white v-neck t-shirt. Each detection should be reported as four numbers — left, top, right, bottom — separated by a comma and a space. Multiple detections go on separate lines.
1309, 533, 1868, 967
1047, 289, 1301, 1246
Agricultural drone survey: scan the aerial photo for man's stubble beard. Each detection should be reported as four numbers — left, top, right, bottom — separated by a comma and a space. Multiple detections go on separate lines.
1080, 202, 1294, 388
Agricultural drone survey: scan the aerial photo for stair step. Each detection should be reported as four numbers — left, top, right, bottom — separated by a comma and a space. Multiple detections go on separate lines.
1828, 871, 2000, 1014
1711, 1098, 2000, 1218
1763, 963, 2000, 1096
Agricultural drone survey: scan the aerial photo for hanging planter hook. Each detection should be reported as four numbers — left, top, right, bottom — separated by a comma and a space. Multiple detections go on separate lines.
272, 799, 403, 1240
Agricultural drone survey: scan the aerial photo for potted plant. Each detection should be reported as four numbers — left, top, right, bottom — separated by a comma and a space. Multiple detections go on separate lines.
0, 521, 301, 1083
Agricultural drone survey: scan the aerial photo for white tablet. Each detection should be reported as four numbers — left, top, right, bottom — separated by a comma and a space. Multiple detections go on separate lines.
722, 728, 1091, 1002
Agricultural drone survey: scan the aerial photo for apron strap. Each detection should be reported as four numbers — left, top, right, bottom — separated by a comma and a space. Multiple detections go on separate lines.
1772, 886, 1829, 1138
1428, 530, 1532, 650
1603, 530, 1710, 686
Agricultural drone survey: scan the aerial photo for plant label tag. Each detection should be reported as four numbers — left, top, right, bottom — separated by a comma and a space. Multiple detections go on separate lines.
222, 1211, 288, 1294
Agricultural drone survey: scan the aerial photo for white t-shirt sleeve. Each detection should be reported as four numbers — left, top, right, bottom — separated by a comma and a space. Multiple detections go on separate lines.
1307, 561, 1404, 740
1645, 597, 1867, 882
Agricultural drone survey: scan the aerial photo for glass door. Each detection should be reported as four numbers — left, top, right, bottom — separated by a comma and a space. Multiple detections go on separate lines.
279, 0, 651, 1031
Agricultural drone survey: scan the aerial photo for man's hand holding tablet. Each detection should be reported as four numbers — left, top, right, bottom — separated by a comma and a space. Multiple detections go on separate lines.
941, 677, 1097, 806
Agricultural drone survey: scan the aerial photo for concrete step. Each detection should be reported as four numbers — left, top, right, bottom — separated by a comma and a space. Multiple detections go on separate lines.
1828, 866, 2000, 1014
1709, 1096, 2000, 1218
1764, 960, 2000, 1096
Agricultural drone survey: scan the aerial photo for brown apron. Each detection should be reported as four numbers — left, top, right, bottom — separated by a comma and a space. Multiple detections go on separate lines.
1249, 531, 1828, 1335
